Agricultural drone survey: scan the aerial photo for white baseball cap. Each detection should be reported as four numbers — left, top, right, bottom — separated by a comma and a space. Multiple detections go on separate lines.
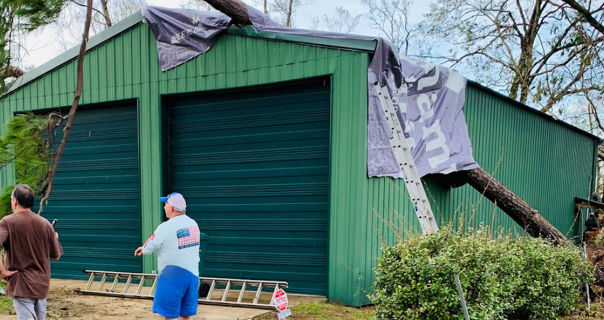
159, 192, 187, 212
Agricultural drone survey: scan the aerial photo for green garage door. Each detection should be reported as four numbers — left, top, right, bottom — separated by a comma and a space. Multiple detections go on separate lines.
42, 102, 141, 279
166, 79, 330, 295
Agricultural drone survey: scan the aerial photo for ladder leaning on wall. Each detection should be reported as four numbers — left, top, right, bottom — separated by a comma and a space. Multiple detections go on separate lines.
373, 83, 439, 235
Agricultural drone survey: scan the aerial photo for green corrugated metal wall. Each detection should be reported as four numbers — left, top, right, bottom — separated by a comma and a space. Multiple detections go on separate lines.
40, 102, 142, 278
0, 19, 597, 307
425, 83, 598, 239
165, 79, 330, 295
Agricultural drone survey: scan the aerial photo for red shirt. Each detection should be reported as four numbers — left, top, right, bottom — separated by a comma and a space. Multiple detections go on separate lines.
0, 209, 63, 299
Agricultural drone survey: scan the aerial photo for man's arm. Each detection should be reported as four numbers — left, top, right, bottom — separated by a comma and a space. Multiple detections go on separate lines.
0, 255, 16, 279
134, 225, 164, 256
0, 220, 16, 279
49, 229, 63, 261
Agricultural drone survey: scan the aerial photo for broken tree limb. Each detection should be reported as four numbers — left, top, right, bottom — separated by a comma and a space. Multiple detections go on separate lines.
38, 0, 93, 215
462, 167, 568, 244
204, 0, 252, 26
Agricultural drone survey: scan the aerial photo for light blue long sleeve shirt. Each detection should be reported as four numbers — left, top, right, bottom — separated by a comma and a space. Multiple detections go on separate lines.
142, 215, 200, 276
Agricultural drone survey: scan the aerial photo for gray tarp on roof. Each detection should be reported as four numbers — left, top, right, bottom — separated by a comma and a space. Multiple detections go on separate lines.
142, 6, 478, 178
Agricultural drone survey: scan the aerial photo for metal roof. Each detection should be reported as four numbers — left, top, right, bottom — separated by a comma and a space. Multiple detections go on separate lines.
467, 81, 602, 142
3, 10, 376, 96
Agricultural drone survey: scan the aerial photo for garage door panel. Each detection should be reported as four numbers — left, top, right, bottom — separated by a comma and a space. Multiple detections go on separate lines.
213, 235, 327, 246
191, 202, 327, 212
173, 140, 329, 157
173, 167, 328, 181
174, 111, 329, 134
171, 133, 329, 151
58, 233, 140, 243
172, 123, 329, 144
65, 127, 137, 142
195, 211, 327, 219
61, 144, 138, 156
172, 159, 328, 173
172, 163, 328, 175
54, 175, 139, 185
42, 102, 142, 279
167, 80, 329, 295
175, 90, 329, 115
172, 147, 327, 167
208, 245, 328, 256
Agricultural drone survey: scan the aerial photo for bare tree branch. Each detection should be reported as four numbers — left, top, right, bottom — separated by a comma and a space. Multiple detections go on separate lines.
562, 0, 604, 34
38, 0, 94, 214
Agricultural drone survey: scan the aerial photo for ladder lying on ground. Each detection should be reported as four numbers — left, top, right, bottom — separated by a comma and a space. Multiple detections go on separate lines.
373, 83, 439, 234
78, 270, 288, 309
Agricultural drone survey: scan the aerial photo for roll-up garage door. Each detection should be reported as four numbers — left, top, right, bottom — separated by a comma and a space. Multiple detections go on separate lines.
166, 79, 330, 295
41, 102, 141, 279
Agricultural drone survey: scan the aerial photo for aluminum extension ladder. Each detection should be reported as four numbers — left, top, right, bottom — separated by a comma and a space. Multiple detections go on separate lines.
79, 270, 288, 309
373, 83, 439, 234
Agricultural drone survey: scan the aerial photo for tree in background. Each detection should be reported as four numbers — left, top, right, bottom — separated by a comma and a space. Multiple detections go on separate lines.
562, 0, 604, 33
254, 0, 309, 27
52, 0, 145, 50
0, 0, 66, 93
311, 6, 361, 34
420, 0, 604, 196
182, 0, 216, 12
421, 0, 603, 113
0, 113, 61, 217
361, 0, 414, 56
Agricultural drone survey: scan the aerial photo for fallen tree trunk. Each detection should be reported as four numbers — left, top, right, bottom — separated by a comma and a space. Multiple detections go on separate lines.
204, 0, 251, 26
461, 167, 568, 244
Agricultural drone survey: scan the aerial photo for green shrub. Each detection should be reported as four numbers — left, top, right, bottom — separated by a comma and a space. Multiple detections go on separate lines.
370, 226, 594, 320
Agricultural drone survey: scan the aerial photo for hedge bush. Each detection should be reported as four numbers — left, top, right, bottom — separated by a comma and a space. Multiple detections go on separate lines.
370, 226, 594, 320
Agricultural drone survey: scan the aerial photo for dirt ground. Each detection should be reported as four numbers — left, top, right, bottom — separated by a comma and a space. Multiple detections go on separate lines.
0, 279, 322, 320
0, 280, 156, 320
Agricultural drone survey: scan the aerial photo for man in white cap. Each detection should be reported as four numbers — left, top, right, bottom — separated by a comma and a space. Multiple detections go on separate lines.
135, 192, 201, 320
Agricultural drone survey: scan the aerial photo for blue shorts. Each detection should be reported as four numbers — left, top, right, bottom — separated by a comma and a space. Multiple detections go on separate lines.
153, 265, 199, 318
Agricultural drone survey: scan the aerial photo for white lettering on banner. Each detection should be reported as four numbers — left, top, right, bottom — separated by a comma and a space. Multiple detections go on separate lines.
422, 120, 451, 168
417, 93, 436, 123
445, 70, 465, 93
403, 117, 416, 149
171, 19, 210, 44
416, 67, 439, 91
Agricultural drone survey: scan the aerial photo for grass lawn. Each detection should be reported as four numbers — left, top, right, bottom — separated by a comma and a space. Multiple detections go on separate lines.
562, 302, 604, 319
252, 301, 604, 320
253, 301, 374, 320
0, 295, 12, 312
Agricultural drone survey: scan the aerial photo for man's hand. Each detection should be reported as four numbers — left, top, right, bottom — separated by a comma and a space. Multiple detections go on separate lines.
134, 246, 143, 256
0, 269, 16, 280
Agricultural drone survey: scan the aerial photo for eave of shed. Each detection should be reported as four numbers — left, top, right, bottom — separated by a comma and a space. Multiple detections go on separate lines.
467, 81, 602, 143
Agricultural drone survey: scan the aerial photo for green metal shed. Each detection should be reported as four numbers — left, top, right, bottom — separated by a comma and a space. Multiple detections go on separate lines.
0, 11, 599, 306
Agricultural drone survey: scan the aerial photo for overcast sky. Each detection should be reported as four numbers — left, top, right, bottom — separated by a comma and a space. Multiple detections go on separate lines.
19, 0, 433, 68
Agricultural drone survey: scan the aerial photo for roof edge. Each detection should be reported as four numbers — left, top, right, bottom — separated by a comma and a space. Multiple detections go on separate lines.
226, 25, 377, 53
467, 80, 602, 143
3, 11, 143, 97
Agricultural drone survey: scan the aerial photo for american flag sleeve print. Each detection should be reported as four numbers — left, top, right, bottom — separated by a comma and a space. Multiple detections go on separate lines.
142, 232, 161, 255
177, 226, 200, 249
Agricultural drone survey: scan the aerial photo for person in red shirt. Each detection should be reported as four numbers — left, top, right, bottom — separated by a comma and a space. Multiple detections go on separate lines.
0, 184, 63, 320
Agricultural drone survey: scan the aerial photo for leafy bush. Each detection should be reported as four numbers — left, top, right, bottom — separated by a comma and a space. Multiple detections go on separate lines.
370, 226, 594, 320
